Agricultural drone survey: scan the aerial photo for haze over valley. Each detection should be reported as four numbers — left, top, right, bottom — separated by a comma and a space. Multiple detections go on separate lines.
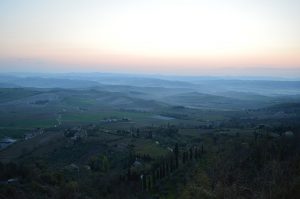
0, 0, 300, 198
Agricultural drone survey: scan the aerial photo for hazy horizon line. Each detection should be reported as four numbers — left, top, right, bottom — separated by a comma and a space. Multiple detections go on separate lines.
1, 71, 300, 81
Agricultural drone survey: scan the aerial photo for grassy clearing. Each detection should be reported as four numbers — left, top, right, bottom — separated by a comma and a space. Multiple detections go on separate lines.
61, 110, 151, 123
178, 129, 214, 138
0, 128, 30, 139
62, 97, 97, 106
134, 139, 168, 157
0, 132, 63, 163
0, 88, 40, 103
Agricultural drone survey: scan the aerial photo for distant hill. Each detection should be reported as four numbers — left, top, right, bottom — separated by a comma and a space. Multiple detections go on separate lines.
0, 75, 101, 88
161, 92, 266, 110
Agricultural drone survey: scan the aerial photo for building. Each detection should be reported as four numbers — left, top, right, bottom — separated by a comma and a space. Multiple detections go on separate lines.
0, 137, 17, 150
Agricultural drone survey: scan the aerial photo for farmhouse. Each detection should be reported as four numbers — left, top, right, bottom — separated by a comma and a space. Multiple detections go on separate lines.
64, 126, 87, 143
24, 128, 44, 140
284, 131, 294, 137
0, 137, 17, 150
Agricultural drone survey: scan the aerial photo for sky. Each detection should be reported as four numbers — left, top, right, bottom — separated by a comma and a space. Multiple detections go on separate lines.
0, 0, 299, 77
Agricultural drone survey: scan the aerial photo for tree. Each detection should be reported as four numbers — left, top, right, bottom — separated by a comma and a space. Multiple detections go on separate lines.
174, 143, 179, 168
189, 147, 193, 160
183, 151, 187, 164
88, 155, 110, 172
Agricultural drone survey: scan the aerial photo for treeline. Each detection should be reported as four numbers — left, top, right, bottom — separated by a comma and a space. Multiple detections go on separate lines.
123, 143, 205, 192
0, 161, 81, 199
179, 128, 300, 199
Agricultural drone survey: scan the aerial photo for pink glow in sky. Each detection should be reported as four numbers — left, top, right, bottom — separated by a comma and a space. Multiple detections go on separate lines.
0, 0, 299, 76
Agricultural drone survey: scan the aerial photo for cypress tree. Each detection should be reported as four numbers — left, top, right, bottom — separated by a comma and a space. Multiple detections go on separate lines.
156, 169, 160, 180
170, 156, 174, 172
174, 143, 179, 168
147, 175, 151, 190
182, 151, 186, 164
166, 160, 170, 175
127, 168, 131, 181
142, 173, 147, 191
152, 170, 156, 185
189, 147, 193, 160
